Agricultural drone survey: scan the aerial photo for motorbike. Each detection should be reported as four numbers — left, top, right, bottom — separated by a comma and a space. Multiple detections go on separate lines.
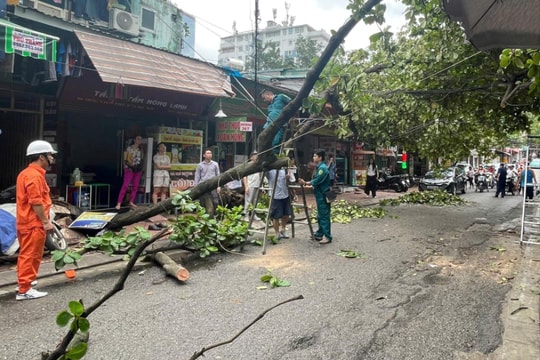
0, 186, 67, 256
475, 173, 488, 192
505, 177, 516, 196
486, 172, 496, 188
377, 169, 410, 193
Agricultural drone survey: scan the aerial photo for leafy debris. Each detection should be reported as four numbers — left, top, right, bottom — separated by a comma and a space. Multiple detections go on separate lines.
379, 190, 466, 207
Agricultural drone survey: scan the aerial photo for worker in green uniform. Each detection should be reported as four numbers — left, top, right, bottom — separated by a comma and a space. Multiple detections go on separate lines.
299, 149, 332, 244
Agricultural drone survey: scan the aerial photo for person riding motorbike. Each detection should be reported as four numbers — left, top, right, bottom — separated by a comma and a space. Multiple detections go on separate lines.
506, 164, 518, 195
475, 165, 488, 192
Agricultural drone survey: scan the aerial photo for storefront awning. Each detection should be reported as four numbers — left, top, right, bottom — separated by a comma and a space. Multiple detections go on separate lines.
442, 0, 540, 50
75, 31, 232, 97
0, 19, 58, 61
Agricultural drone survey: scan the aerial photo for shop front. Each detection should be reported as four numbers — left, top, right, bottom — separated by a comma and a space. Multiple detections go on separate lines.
0, 18, 59, 189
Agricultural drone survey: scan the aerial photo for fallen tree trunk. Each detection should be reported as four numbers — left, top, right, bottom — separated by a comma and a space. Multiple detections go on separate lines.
106, 0, 382, 230
154, 252, 190, 282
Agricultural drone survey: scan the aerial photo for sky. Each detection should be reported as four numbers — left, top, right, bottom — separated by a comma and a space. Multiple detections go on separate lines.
172, 0, 408, 63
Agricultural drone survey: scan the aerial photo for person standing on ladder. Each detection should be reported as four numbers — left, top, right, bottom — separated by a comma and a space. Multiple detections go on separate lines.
266, 168, 292, 240
260, 89, 291, 154
299, 149, 332, 244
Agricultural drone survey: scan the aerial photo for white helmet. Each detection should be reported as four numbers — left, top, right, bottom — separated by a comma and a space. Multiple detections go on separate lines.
26, 140, 57, 156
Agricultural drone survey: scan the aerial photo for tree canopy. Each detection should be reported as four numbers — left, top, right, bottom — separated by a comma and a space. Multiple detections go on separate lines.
310, 0, 539, 163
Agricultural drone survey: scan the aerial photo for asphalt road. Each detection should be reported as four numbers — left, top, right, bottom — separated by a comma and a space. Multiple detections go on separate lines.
0, 189, 526, 360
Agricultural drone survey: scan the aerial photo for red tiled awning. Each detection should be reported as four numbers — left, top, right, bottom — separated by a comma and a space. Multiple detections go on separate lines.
75, 31, 233, 97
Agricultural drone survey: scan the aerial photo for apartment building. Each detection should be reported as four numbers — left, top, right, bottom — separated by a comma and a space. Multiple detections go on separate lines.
218, 20, 330, 70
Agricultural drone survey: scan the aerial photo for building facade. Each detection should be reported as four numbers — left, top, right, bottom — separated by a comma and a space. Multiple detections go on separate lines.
0, 0, 232, 203
218, 20, 330, 69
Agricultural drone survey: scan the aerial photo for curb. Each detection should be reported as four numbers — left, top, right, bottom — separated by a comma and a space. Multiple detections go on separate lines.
0, 246, 195, 298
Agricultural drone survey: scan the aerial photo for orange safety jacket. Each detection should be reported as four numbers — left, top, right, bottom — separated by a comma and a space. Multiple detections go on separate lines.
16, 163, 51, 231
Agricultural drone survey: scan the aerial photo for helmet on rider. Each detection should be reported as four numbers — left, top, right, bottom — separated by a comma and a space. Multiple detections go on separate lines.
26, 140, 57, 156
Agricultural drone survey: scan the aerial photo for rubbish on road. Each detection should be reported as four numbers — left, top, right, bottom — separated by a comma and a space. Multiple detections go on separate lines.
154, 252, 190, 282
65, 269, 76, 279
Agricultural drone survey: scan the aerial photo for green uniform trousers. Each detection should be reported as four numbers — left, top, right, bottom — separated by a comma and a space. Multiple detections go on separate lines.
314, 193, 331, 240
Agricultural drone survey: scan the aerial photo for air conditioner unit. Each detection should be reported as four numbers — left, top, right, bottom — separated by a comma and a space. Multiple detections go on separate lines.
109, 8, 140, 37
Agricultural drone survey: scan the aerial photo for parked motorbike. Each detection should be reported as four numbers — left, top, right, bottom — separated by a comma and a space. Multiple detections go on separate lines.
377, 169, 410, 193
0, 186, 67, 255
475, 173, 488, 192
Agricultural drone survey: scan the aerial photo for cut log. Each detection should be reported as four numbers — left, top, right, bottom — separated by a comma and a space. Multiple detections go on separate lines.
154, 252, 190, 282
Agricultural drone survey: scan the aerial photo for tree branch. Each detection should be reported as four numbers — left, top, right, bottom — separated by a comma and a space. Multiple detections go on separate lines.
45, 228, 170, 360
189, 295, 304, 360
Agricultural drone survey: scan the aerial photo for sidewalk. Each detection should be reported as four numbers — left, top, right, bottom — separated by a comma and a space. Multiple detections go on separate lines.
498, 243, 540, 359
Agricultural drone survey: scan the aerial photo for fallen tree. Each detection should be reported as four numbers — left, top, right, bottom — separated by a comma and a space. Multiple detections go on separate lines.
107, 0, 384, 231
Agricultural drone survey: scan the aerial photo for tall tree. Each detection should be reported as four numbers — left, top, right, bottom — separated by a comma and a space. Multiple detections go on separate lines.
246, 41, 284, 71
313, 0, 539, 163
294, 35, 323, 68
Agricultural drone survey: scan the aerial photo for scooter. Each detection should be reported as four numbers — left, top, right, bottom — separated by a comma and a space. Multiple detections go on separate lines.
486, 172, 496, 189
377, 169, 410, 193
475, 173, 488, 192
0, 186, 67, 256
505, 177, 516, 196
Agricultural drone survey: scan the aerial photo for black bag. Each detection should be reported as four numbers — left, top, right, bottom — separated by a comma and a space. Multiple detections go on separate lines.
325, 189, 337, 203
130, 163, 143, 172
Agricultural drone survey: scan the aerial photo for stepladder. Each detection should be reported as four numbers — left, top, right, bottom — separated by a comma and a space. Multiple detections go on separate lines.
245, 165, 314, 254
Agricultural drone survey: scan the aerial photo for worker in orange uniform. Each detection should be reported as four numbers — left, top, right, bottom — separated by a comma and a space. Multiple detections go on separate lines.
15, 140, 57, 300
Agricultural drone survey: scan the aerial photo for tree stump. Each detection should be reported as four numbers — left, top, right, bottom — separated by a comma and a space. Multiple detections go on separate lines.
154, 252, 190, 282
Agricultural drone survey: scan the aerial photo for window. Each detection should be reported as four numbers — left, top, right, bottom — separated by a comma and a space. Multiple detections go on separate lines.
295, 27, 304, 34
141, 8, 156, 31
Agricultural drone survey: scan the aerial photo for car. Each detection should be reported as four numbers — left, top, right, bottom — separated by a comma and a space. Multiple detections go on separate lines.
455, 162, 472, 173
418, 167, 468, 195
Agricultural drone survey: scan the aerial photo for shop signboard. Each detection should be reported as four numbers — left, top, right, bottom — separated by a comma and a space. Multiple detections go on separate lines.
351, 144, 374, 187
147, 126, 203, 194
69, 212, 118, 230
216, 117, 248, 142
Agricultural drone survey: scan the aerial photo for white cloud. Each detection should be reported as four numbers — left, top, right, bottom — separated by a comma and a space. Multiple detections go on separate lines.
172, 0, 407, 62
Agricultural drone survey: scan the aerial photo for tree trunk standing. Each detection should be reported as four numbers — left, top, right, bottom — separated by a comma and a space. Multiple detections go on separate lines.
106, 0, 383, 230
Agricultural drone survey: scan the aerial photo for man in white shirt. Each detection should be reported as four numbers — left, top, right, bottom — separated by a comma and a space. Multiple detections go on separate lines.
194, 149, 220, 216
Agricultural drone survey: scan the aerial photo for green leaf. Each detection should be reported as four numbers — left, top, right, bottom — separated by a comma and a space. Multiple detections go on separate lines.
260, 274, 273, 283
68, 301, 84, 317
51, 250, 65, 261
56, 310, 73, 327
276, 280, 291, 287
77, 318, 90, 333
65, 342, 88, 360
